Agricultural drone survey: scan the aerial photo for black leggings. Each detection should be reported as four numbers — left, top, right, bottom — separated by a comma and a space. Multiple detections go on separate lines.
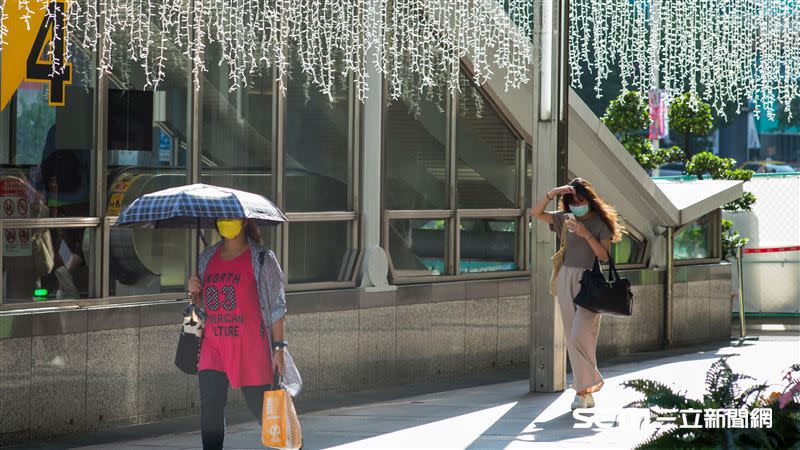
199, 369, 270, 450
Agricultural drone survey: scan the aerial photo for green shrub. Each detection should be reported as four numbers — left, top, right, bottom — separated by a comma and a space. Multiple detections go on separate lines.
721, 219, 750, 259
602, 91, 650, 135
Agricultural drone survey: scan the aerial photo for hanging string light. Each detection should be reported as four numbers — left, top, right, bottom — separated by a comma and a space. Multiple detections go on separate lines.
569, 0, 800, 121
5, 0, 796, 119
0, 0, 532, 102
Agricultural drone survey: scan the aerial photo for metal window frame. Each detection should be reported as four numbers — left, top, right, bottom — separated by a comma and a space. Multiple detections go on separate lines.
0, 219, 102, 305
277, 63, 361, 287
597, 219, 649, 270
0, 2, 363, 310
382, 62, 531, 284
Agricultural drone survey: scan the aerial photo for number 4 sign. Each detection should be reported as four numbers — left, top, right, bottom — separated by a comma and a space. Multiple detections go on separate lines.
1, 0, 72, 111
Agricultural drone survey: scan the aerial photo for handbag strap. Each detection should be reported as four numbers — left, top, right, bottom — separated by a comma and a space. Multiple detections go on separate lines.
590, 254, 620, 282
558, 216, 568, 250
606, 253, 621, 281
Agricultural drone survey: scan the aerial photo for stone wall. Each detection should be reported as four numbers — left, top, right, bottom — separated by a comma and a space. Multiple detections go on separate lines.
0, 264, 732, 445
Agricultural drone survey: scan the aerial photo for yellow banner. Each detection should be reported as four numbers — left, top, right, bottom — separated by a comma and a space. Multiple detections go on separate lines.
1, 1, 72, 112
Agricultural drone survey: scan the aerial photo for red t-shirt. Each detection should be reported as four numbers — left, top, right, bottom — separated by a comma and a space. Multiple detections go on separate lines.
198, 247, 273, 388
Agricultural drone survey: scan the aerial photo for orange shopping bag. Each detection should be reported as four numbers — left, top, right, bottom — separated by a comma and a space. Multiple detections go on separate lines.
262, 382, 302, 450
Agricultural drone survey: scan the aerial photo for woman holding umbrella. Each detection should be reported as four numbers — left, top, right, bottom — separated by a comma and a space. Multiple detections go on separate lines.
114, 183, 296, 449
187, 218, 287, 450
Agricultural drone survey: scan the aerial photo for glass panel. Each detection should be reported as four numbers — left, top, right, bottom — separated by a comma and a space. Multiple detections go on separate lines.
288, 221, 353, 283
3, 227, 95, 302
0, 35, 96, 217
611, 233, 645, 265
459, 218, 518, 273
110, 228, 189, 296
201, 42, 273, 197
104, 9, 192, 295
384, 74, 448, 210
456, 72, 519, 209
106, 0, 189, 185
107, 169, 194, 296
674, 214, 714, 260
388, 219, 446, 276
284, 49, 350, 212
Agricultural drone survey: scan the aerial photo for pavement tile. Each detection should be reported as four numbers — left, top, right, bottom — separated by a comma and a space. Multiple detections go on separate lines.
32, 334, 799, 450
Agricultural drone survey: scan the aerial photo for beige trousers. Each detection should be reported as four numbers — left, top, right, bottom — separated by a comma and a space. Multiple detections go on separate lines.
556, 265, 604, 395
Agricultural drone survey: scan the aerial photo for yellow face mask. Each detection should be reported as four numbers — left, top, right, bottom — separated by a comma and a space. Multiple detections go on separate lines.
216, 219, 243, 239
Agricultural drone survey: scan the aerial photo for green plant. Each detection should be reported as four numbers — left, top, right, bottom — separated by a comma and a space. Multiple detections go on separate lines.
721, 219, 750, 259
724, 168, 755, 182
623, 356, 800, 449
602, 91, 683, 173
686, 152, 736, 180
669, 93, 714, 156
602, 91, 651, 135
723, 191, 757, 212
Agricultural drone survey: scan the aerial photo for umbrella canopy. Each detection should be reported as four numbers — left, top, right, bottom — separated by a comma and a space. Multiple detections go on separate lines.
113, 183, 286, 229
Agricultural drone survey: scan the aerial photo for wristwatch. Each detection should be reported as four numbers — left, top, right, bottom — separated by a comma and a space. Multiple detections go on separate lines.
273, 340, 288, 352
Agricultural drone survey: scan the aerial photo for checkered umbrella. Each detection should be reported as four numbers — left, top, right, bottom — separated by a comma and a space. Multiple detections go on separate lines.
113, 183, 286, 229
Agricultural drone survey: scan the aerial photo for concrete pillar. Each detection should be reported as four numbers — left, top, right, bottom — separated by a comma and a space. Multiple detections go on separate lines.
359, 48, 392, 289
530, 0, 568, 393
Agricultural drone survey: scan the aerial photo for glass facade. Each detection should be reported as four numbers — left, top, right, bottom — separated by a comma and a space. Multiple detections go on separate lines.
383, 67, 527, 280
674, 212, 719, 261
456, 75, 518, 210
106, 19, 191, 296
0, 21, 359, 304
201, 44, 273, 197
0, 30, 97, 301
459, 218, 518, 273
384, 82, 448, 210
285, 53, 351, 212
389, 219, 447, 277
0, 4, 720, 303
611, 232, 645, 266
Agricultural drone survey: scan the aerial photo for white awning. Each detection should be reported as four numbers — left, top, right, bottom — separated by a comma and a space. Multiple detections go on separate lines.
653, 179, 744, 225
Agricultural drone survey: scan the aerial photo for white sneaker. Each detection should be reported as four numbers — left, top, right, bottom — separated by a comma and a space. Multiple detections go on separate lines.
585, 393, 596, 408
570, 394, 588, 410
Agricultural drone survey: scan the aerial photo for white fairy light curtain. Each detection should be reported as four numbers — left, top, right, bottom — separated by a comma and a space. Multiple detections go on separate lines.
569, 0, 800, 120
0, 0, 533, 102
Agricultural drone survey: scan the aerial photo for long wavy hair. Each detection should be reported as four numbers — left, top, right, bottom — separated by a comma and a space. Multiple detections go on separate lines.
560, 178, 623, 242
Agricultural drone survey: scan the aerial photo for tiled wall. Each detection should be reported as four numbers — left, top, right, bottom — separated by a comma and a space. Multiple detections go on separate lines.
0, 264, 732, 445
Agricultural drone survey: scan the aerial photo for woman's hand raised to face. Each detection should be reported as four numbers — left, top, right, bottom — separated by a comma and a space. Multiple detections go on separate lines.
188, 275, 202, 306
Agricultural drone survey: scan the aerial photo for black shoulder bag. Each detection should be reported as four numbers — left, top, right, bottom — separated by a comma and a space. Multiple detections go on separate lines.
572, 255, 633, 316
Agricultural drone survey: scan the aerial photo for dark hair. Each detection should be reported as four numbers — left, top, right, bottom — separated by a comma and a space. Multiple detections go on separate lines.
245, 220, 263, 245
560, 177, 623, 242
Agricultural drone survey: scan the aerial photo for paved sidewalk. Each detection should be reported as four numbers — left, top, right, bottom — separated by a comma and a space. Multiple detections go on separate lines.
12, 333, 799, 450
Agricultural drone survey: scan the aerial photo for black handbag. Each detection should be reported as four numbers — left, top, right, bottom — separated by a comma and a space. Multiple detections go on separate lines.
573, 256, 633, 316
175, 305, 205, 375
